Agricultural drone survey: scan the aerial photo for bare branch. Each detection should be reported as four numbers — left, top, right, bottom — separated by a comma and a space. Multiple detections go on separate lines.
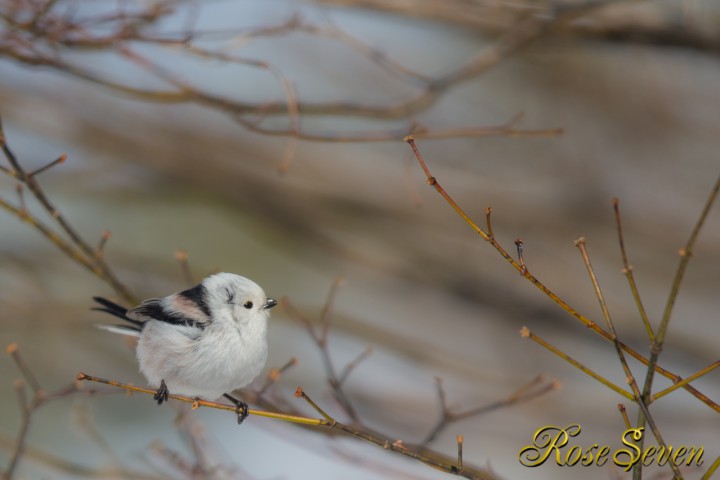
6, 344, 41, 394
575, 237, 682, 479
423, 373, 558, 444
0, 1, 566, 142
406, 136, 720, 414
256, 357, 299, 397
282, 279, 361, 423
0, 119, 136, 303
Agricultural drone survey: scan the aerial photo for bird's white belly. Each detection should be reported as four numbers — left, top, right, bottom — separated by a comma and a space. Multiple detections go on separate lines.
136, 320, 268, 400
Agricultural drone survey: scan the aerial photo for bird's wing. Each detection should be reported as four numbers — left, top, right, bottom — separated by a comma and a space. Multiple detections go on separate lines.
125, 298, 165, 323
128, 296, 209, 330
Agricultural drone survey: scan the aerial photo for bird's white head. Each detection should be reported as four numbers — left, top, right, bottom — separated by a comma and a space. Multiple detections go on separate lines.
201, 273, 277, 327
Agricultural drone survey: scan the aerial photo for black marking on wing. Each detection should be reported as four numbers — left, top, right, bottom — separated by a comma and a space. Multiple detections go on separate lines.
178, 283, 212, 317
92, 296, 143, 332
131, 298, 207, 330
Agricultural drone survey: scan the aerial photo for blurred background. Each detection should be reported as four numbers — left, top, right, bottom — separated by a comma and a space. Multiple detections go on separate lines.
1, 0, 719, 479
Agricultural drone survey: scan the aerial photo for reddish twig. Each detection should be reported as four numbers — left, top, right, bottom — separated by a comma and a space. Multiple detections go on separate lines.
422, 375, 558, 444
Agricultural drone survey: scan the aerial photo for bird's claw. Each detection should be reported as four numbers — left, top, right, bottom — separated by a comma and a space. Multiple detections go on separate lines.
235, 401, 249, 425
154, 379, 169, 405
223, 393, 249, 425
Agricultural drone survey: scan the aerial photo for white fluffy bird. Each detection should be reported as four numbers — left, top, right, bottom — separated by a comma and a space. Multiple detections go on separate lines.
93, 272, 277, 423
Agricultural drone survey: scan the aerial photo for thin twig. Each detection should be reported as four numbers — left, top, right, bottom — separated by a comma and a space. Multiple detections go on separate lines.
13, 380, 28, 414
337, 347, 373, 386
94, 230, 111, 260
74, 406, 121, 466
5, 383, 34, 479
14, 185, 26, 214
28, 154, 66, 177
485, 207, 494, 239
320, 276, 344, 346
456, 378, 557, 421
612, 197, 654, 343
423, 373, 558, 444
256, 357, 299, 397
515, 238, 527, 275
651, 360, 720, 402
172, 408, 216, 477
282, 280, 361, 423
617, 404, 631, 430
174, 250, 194, 286
520, 327, 633, 401
6, 344, 42, 394
457, 435, 463, 473
657, 174, 720, 363
294, 387, 335, 423
700, 454, 720, 480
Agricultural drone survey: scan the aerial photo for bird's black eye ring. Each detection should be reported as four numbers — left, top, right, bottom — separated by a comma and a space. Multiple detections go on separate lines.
243, 301, 253, 309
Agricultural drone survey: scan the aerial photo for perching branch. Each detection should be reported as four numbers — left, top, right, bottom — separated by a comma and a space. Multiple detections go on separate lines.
76, 374, 499, 480
76, 373, 325, 427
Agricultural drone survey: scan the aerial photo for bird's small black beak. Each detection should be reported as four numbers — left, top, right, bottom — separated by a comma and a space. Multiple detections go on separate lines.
263, 298, 278, 310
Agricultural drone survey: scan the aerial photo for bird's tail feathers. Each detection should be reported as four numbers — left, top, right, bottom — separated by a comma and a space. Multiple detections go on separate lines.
96, 324, 141, 337
92, 296, 144, 328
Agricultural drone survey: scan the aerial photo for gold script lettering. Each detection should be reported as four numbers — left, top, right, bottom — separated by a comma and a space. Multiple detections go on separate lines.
518, 424, 581, 467
613, 428, 643, 472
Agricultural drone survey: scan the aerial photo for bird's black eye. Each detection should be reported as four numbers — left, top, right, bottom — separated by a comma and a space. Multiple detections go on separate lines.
243, 301, 253, 309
